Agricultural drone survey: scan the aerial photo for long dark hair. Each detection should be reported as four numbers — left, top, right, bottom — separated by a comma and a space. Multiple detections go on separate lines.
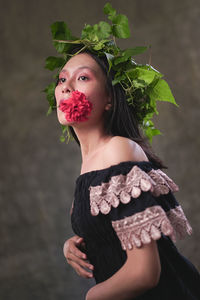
58, 47, 166, 169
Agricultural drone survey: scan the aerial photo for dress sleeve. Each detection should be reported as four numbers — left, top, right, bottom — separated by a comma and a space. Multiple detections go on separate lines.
89, 163, 192, 250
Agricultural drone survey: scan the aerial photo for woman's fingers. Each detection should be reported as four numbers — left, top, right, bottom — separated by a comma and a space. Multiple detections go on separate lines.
67, 251, 94, 272
63, 236, 94, 278
70, 261, 94, 278
63, 236, 86, 260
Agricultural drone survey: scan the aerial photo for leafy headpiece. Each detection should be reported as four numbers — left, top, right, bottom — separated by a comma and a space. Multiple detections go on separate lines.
44, 2, 177, 143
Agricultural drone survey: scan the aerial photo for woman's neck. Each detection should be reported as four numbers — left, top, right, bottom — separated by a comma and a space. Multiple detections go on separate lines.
73, 125, 112, 163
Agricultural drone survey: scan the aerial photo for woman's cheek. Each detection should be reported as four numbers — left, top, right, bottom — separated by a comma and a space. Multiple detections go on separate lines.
54, 87, 59, 104
55, 85, 63, 101
57, 110, 67, 125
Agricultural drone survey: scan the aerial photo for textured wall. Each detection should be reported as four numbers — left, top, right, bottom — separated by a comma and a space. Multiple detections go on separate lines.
1, 0, 200, 299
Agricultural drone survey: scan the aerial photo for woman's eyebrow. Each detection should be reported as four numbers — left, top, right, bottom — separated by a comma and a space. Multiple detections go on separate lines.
60, 66, 97, 75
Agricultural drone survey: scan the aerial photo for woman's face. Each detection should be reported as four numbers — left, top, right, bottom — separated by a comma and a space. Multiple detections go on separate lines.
55, 53, 111, 126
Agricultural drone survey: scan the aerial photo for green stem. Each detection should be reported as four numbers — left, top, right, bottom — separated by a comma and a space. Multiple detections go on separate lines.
73, 45, 87, 56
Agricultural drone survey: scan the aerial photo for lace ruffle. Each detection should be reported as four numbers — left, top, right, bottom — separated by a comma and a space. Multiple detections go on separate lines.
167, 205, 192, 239
111, 205, 192, 250
89, 165, 179, 216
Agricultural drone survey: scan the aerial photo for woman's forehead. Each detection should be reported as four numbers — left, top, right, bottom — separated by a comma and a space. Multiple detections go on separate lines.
63, 53, 100, 71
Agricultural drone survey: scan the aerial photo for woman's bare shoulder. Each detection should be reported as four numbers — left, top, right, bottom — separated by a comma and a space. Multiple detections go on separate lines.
103, 136, 148, 165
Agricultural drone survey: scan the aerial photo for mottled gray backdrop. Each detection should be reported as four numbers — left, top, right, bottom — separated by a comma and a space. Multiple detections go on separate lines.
1, 0, 200, 299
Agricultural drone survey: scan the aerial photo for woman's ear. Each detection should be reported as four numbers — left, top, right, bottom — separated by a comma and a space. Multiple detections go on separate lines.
105, 95, 112, 110
105, 103, 112, 110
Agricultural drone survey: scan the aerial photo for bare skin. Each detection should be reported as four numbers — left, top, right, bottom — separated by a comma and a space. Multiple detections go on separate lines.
56, 53, 161, 299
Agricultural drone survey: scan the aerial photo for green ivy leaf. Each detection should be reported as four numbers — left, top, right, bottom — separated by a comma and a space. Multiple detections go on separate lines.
45, 56, 65, 71
104, 3, 130, 38
127, 67, 157, 85
43, 82, 56, 112
51, 22, 73, 53
82, 24, 99, 41
54, 43, 65, 53
98, 21, 112, 38
111, 14, 130, 38
142, 116, 161, 143
81, 24, 94, 39
147, 79, 178, 106
46, 106, 53, 116
82, 21, 111, 41
114, 47, 148, 65
93, 42, 104, 50
145, 64, 162, 76
144, 127, 161, 143
132, 79, 146, 88
43, 82, 56, 95
60, 135, 65, 142
51, 22, 72, 40
104, 52, 114, 73
103, 3, 116, 17
112, 74, 126, 85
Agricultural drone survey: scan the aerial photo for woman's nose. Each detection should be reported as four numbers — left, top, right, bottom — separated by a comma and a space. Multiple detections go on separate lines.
62, 85, 71, 93
61, 81, 73, 94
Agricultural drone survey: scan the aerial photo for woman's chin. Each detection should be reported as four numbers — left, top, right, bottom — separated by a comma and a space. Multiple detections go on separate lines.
58, 119, 74, 126
57, 115, 91, 127
57, 114, 73, 126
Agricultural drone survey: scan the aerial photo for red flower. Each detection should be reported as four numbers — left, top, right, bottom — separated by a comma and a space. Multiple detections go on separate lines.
59, 91, 93, 122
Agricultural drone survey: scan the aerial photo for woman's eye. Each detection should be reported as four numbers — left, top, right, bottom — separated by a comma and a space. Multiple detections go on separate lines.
59, 78, 66, 83
78, 75, 88, 81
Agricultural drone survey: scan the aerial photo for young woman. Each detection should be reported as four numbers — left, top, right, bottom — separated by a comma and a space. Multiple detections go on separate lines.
54, 50, 200, 299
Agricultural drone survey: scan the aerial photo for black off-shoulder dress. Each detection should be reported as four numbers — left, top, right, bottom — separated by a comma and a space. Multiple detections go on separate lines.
71, 161, 200, 299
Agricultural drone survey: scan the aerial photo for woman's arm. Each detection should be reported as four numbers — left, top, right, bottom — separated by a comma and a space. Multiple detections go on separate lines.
86, 240, 161, 300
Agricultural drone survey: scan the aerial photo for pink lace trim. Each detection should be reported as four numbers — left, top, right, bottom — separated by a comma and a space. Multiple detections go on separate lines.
111, 205, 192, 250
148, 169, 179, 197
89, 166, 179, 216
166, 205, 192, 239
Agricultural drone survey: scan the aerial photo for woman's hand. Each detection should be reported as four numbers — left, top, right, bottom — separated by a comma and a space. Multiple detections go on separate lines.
63, 235, 94, 278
